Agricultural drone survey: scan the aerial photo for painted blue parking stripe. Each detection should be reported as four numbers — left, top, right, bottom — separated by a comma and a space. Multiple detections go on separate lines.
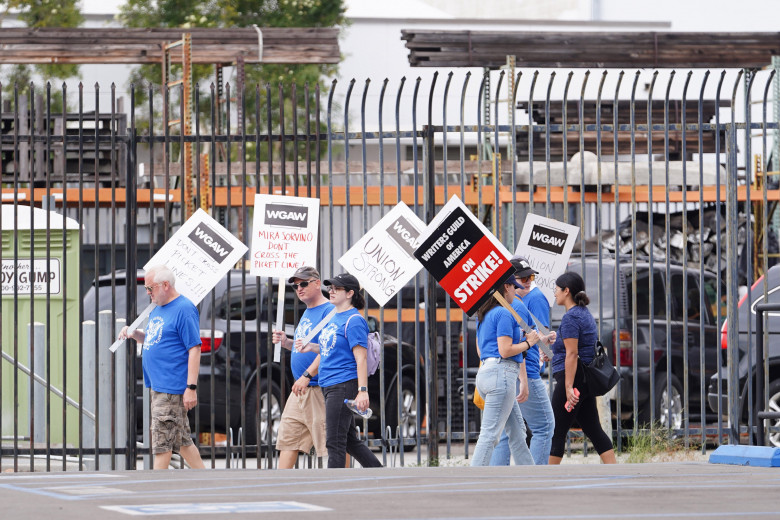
0, 483, 86, 501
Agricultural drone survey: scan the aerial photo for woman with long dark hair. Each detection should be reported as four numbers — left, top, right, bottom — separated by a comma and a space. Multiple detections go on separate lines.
300, 273, 382, 468
548, 272, 616, 464
471, 277, 541, 466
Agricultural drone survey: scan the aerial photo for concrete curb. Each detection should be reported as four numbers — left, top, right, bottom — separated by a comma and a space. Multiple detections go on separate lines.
708, 445, 780, 467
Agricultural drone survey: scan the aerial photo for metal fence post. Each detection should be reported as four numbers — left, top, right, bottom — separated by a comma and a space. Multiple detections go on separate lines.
126, 88, 139, 469
28, 322, 45, 446
114, 317, 128, 470
82, 320, 96, 470
726, 106, 741, 445
423, 122, 439, 463
98, 310, 114, 469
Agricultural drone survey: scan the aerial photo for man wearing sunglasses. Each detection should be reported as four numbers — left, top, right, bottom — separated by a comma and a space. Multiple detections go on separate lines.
118, 264, 205, 470
272, 266, 334, 469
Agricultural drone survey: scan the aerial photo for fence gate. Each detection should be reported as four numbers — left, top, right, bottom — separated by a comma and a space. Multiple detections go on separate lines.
1, 68, 779, 471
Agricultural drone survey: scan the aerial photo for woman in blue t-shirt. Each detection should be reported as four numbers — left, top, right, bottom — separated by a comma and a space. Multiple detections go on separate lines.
471, 277, 540, 466
548, 272, 616, 464
302, 272, 382, 469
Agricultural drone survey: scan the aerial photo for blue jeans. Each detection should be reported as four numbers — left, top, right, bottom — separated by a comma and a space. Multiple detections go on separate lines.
489, 377, 555, 466
471, 358, 535, 466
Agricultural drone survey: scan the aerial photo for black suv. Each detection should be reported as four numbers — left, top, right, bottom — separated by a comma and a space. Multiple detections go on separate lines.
559, 256, 725, 427
707, 264, 780, 447
462, 255, 725, 428
83, 270, 425, 448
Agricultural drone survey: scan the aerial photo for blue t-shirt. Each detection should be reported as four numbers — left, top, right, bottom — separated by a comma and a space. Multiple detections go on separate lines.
291, 301, 334, 385
512, 295, 539, 377
477, 305, 522, 363
520, 287, 551, 379
551, 304, 598, 374
142, 295, 201, 394
317, 308, 368, 388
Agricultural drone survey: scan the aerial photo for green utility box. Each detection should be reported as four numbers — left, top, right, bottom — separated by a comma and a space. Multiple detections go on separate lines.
1, 204, 81, 446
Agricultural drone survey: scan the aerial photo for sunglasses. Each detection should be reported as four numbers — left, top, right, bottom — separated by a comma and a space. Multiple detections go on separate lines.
144, 283, 161, 292
291, 280, 316, 290
327, 286, 345, 293
517, 275, 532, 283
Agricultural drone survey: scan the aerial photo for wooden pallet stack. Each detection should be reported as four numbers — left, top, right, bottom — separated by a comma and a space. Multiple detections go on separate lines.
402, 30, 780, 69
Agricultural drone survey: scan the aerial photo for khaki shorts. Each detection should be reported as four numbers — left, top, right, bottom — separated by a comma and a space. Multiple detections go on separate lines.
275, 385, 327, 457
150, 390, 194, 454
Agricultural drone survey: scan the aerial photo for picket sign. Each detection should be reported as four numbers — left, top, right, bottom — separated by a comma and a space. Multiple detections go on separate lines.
109, 209, 248, 353
529, 312, 551, 337
413, 195, 553, 356
515, 214, 580, 306
413, 195, 514, 317
274, 279, 285, 362
250, 194, 321, 362
109, 303, 156, 353
338, 202, 425, 307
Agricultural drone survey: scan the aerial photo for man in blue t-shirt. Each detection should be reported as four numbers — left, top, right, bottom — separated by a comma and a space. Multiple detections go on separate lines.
272, 266, 334, 469
118, 264, 205, 470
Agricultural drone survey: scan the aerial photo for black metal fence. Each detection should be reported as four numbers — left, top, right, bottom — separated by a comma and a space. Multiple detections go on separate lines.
1, 67, 779, 471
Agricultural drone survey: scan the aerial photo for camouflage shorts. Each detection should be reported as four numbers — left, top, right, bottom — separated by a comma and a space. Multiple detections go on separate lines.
150, 390, 194, 454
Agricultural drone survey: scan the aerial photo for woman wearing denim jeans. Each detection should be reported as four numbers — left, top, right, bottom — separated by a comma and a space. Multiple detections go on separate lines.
471, 278, 541, 466
490, 257, 556, 466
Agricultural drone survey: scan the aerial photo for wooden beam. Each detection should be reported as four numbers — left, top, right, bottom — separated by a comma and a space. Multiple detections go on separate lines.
5, 184, 777, 209
0, 27, 340, 65
403, 30, 780, 68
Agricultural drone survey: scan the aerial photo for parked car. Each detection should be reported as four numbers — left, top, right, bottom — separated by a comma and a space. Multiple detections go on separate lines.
83, 270, 425, 449
707, 264, 780, 447
461, 254, 725, 429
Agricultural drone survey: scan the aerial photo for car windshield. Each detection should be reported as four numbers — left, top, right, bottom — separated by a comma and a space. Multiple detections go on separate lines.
82, 281, 148, 322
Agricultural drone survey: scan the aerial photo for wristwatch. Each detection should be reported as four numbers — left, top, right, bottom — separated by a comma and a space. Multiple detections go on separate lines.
302, 371, 313, 379
186, 383, 197, 390
358, 386, 368, 392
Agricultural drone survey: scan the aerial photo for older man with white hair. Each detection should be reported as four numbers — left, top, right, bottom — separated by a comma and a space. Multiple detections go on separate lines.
119, 264, 205, 470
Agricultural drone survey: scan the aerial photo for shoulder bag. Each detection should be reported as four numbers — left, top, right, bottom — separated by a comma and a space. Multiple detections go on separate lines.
472, 325, 485, 410
579, 340, 620, 396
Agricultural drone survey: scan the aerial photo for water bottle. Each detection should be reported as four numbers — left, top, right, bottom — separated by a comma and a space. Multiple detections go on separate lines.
344, 399, 373, 419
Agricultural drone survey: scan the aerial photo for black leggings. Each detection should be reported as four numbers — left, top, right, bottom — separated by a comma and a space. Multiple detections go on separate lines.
550, 367, 613, 458
321, 378, 383, 469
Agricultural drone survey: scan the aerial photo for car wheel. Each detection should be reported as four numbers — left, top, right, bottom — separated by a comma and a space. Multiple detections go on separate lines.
243, 379, 282, 447
655, 372, 683, 430
757, 379, 780, 448
386, 374, 420, 451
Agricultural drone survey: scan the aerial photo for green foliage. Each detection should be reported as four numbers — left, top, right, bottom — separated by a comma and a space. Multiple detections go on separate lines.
625, 424, 702, 463
4, 70, 68, 114
6, 0, 82, 27
118, 0, 345, 161
1, 0, 83, 99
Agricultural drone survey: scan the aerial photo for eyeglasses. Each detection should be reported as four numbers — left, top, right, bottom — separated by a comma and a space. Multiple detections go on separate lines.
327, 286, 345, 293
291, 280, 316, 291
144, 283, 161, 292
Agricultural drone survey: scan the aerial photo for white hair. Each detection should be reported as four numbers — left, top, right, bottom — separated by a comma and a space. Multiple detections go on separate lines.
145, 264, 176, 287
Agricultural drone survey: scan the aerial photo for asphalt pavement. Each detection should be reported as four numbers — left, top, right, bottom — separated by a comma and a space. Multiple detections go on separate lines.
1, 462, 778, 519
